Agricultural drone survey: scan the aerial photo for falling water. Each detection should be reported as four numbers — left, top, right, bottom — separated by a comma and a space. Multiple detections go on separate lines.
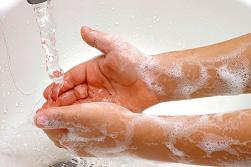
33, 0, 64, 84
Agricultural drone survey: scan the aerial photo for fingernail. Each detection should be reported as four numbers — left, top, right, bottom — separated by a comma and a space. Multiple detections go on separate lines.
36, 114, 49, 127
89, 31, 96, 39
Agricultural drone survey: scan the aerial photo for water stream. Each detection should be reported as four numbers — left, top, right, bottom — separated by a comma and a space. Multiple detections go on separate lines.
33, 0, 64, 84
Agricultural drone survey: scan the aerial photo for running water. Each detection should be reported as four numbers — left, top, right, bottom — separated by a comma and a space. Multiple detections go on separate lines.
33, 0, 64, 84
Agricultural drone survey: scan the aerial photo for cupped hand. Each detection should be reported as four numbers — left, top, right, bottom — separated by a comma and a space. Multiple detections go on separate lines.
35, 102, 138, 157
44, 27, 163, 112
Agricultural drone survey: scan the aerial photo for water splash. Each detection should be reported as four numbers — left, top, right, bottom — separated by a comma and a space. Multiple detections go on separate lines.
3, 105, 8, 114
33, 0, 64, 84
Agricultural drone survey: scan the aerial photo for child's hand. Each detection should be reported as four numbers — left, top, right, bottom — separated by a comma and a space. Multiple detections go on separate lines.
35, 102, 137, 156
43, 27, 162, 112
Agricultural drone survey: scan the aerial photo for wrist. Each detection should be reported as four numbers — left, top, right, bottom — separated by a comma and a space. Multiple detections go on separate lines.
153, 49, 207, 101
149, 52, 183, 102
129, 114, 170, 160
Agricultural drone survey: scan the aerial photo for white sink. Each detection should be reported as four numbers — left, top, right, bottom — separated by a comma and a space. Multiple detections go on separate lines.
0, 0, 251, 166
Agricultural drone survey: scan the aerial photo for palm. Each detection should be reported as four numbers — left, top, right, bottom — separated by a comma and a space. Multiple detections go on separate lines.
89, 53, 158, 111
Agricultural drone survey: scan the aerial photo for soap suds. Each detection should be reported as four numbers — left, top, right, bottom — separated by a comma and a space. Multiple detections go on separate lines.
165, 142, 185, 158
197, 133, 239, 157
217, 60, 250, 95
177, 63, 208, 98
165, 63, 183, 78
58, 110, 135, 157
45, 106, 251, 166
138, 56, 165, 95
102, 35, 251, 100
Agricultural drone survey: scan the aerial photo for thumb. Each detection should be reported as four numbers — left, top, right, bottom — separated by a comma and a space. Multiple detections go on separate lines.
35, 104, 87, 129
35, 103, 119, 129
81, 26, 114, 54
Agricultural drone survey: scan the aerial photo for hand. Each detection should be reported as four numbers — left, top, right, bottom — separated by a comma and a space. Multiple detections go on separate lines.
41, 27, 165, 149
35, 102, 137, 157
44, 26, 163, 112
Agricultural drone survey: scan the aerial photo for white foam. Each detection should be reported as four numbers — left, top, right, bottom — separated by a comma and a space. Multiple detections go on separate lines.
138, 56, 166, 95
164, 63, 183, 78
217, 62, 250, 95
177, 64, 208, 98
165, 143, 185, 158
197, 133, 239, 156
64, 129, 106, 143
57, 109, 135, 158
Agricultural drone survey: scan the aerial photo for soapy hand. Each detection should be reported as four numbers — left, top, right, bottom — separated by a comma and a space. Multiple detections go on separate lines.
35, 102, 136, 157
43, 26, 162, 112
41, 26, 163, 148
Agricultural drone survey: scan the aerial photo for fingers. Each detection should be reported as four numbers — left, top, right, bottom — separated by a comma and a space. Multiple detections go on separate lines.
39, 101, 60, 112
57, 84, 88, 106
81, 26, 114, 54
44, 26, 117, 101
44, 62, 88, 100
50, 83, 62, 101
44, 83, 64, 101
44, 84, 88, 106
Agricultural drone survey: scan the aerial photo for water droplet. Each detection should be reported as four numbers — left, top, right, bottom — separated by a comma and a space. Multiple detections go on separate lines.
34, 147, 41, 151
115, 22, 120, 25
15, 103, 20, 107
15, 102, 23, 108
3, 105, 8, 114
152, 16, 160, 23
111, 7, 115, 11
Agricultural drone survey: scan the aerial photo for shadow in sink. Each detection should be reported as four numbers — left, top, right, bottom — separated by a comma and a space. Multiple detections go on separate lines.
50, 158, 109, 167
51, 159, 77, 167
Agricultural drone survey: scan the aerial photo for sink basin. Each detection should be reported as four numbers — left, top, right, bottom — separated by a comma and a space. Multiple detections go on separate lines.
0, 0, 251, 166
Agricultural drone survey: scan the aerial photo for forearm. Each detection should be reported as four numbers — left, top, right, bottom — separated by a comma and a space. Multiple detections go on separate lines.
154, 33, 251, 101
130, 109, 251, 166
